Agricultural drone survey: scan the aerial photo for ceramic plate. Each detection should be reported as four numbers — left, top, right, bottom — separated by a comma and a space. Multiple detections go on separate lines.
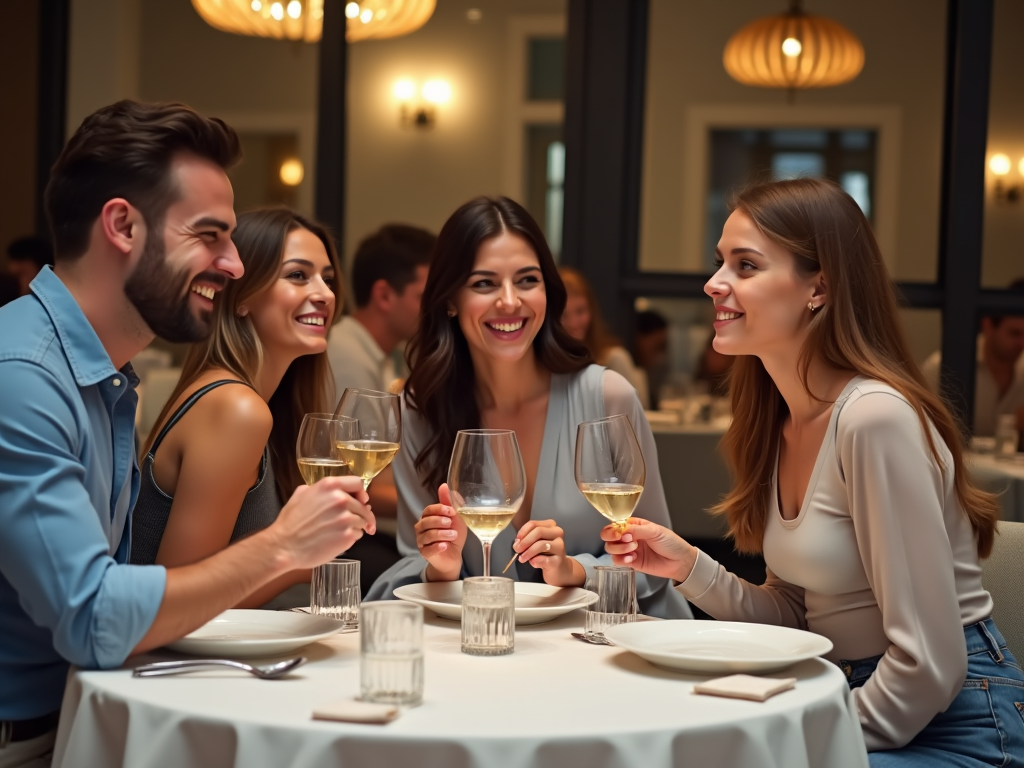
393, 581, 598, 625
166, 609, 347, 658
604, 620, 833, 674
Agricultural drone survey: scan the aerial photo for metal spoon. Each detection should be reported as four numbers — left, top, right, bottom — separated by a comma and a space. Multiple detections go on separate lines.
133, 657, 307, 679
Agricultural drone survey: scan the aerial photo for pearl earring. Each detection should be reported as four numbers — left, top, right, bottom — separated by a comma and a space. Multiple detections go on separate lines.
808, 302, 815, 312
238, 307, 249, 317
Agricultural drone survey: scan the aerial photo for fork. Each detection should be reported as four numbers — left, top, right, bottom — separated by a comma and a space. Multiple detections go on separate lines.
133, 657, 307, 679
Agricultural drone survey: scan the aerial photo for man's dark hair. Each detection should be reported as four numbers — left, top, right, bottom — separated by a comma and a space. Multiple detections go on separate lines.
987, 278, 1024, 327
351, 224, 436, 308
6, 236, 53, 268
636, 309, 668, 335
44, 99, 242, 262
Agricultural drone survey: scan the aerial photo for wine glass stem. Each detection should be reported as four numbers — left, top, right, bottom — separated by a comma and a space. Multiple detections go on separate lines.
482, 540, 492, 577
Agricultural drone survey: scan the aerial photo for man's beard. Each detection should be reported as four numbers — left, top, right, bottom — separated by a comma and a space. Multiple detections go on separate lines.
124, 231, 224, 343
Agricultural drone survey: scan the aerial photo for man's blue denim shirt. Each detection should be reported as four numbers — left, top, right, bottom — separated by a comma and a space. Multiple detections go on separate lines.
0, 267, 166, 720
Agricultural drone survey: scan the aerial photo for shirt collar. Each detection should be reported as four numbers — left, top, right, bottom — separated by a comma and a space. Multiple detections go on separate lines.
31, 266, 120, 388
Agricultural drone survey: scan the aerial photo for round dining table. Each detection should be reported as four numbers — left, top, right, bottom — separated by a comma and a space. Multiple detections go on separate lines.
52, 610, 869, 768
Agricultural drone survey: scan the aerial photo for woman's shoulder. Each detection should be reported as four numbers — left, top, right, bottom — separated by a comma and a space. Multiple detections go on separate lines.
835, 377, 928, 442
182, 378, 272, 441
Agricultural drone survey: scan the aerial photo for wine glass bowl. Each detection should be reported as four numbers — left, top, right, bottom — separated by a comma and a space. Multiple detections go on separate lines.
575, 414, 646, 532
447, 429, 526, 576
334, 388, 402, 490
296, 413, 360, 485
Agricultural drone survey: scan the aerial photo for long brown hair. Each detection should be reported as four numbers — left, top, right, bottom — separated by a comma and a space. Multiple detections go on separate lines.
405, 196, 591, 491
712, 178, 999, 558
559, 266, 622, 362
141, 207, 342, 501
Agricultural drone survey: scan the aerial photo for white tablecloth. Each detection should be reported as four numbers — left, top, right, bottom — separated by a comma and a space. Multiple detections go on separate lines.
53, 612, 868, 768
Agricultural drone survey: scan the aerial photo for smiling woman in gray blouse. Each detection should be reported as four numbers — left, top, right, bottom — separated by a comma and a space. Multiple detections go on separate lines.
365, 196, 691, 620
603, 178, 1024, 766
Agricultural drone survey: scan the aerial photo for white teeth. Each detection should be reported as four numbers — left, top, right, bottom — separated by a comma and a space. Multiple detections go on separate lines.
298, 316, 324, 326
716, 311, 742, 321
488, 320, 524, 333
191, 285, 215, 300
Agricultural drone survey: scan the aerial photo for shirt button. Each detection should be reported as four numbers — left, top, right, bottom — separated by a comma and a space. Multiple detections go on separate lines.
112, 378, 121, 387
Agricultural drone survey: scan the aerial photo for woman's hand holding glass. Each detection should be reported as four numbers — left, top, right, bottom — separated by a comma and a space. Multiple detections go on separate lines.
512, 520, 585, 587
601, 519, 700, 583
415, 482, 468, 582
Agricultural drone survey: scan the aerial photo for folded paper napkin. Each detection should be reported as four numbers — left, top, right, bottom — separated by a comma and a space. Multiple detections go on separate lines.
312, 700, 399, 724
692, 674, 797, 702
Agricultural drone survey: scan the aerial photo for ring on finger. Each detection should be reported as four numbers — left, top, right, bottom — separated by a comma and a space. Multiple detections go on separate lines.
544, 541, 551, 552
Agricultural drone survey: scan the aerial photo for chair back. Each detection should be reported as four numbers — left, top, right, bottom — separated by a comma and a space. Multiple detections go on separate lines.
982, 520, 1024, 659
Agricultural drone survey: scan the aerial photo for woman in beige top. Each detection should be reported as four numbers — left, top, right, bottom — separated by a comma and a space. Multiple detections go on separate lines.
603, 178, 1024, 766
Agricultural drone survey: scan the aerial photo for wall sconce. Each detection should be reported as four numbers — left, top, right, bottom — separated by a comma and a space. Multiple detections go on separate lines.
989, 153, 1024, 203
393, 78, 451, 129
279, 158, 304, 186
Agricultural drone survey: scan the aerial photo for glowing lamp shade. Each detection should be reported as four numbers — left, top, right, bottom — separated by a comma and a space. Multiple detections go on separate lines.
989, 154, 1012, 176
191, 0, 435, 43
279, 158, 305, 186
723, 8, 864, 90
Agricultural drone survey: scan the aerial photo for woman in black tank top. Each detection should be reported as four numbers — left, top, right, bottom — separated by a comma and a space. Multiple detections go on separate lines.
131, 207, 344, 608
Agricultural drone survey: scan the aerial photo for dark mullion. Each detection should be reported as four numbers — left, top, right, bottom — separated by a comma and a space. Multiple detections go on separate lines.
936, 0, 995, 430
314, 0, 348, 249
35, 0, 70, 238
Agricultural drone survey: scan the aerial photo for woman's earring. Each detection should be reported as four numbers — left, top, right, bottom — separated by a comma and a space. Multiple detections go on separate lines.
238, 307, 249, 317
808, 302, 816, 312
447, 308, 456, 318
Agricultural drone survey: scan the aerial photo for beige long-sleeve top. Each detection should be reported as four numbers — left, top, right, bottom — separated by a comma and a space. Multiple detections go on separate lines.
677, 377, 993, 751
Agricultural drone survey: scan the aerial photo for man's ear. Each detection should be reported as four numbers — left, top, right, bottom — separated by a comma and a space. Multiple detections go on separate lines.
371, 278, 395, 310
98, 198, 145, 264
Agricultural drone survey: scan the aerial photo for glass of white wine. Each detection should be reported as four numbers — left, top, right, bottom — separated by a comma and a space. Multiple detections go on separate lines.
574, 414, 646, 533
448, 429, 526, 576
333, 388, 402, 491
296, 413, 359, 485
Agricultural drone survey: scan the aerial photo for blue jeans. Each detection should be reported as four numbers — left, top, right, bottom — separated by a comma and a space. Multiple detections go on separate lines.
842, 618, 1024, 767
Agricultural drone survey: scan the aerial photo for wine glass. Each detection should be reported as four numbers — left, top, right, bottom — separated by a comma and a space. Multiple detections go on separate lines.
448, 429, 526, 576
333, 388, 402, 490
575, 414, 646, 533
296, 413, 360, 485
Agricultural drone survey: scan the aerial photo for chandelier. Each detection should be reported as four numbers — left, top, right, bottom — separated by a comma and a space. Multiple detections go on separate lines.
723, 1, 864, 91
191, 0, 436, 43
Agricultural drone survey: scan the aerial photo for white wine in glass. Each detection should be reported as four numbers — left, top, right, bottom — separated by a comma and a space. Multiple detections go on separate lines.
448, 430, 526, 576
575, 414, 646, 532
296, 413, 359, 485
334, 389, 402, 490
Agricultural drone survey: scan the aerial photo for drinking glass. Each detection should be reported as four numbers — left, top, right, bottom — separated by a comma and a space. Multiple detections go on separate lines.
461, 577, 515, 656
574, 414, 646, 532
448, 429, 526, 576
584, 565, 637, 641
295, 413, 360, 485
334, 389, 402, 490
360, 601, 424, 706
995, 413, 1020, 460
310, 558, 360, 627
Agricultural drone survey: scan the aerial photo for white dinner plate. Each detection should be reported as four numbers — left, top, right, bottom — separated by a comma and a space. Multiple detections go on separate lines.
604, 620, 833, 674
166, 610, 347, 658
393, 581, 598, 625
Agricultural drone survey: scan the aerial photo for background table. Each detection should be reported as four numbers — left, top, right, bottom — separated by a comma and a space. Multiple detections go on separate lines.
968, 453, 1024, 522
651, 423, 731, 539
53, 611, 868, 768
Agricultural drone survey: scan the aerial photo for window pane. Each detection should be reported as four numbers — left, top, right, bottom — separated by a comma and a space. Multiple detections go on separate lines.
527, 38, 565, 101
525, 124, 564, 256
640, 0, 947, 280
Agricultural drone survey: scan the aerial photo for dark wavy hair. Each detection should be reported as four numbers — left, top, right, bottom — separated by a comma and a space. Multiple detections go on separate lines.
405, 196, 591, 491
46, 99, 241, 261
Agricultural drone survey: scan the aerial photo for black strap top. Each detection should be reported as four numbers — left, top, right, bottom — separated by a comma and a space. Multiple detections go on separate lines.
130, 380, 282, 565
